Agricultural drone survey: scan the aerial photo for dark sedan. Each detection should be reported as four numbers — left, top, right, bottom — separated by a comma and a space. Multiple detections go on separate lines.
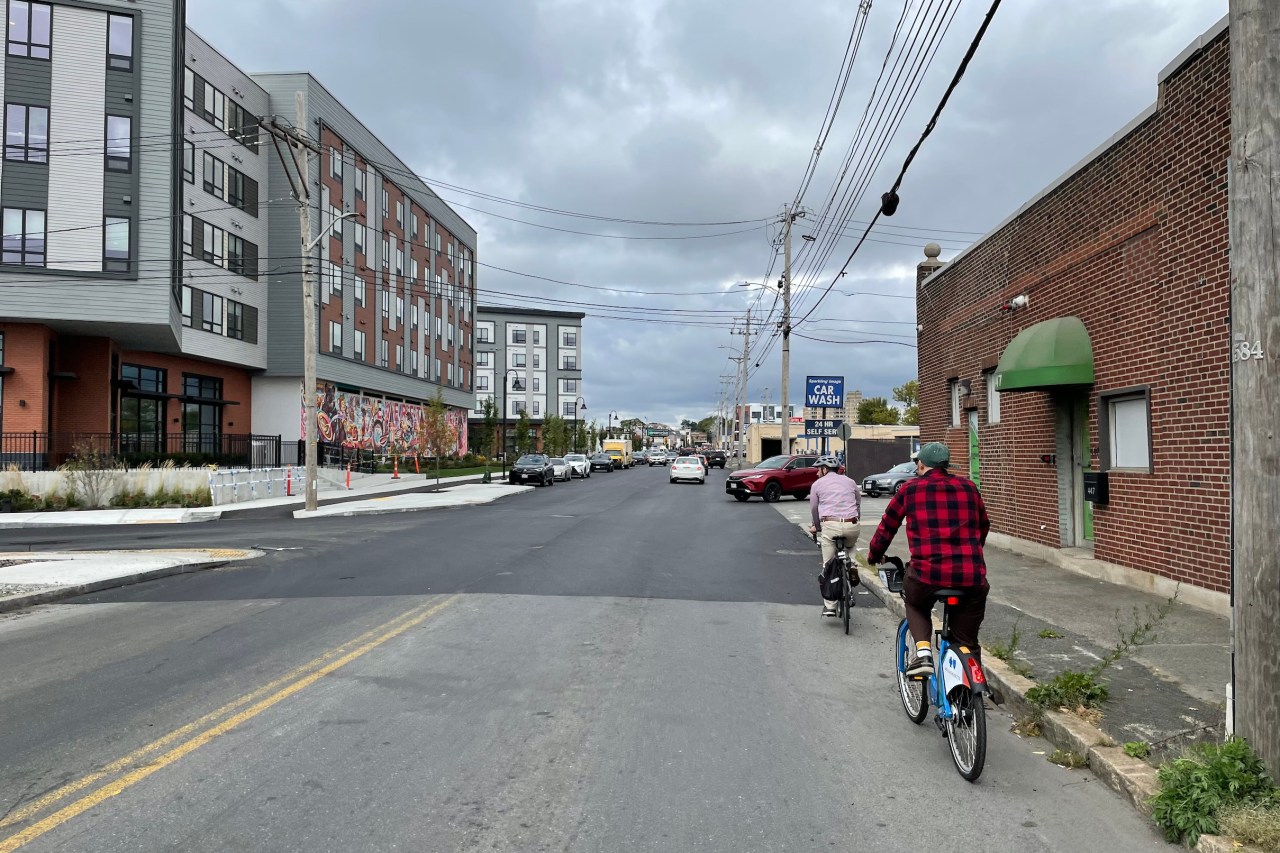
509, 454, 556, 486
588, 453, 615, 472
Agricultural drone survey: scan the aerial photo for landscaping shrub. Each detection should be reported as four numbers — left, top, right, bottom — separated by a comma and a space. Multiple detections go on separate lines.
1149, 738, 1280, 846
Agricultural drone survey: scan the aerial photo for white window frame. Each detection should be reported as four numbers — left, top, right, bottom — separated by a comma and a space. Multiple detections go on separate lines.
329, 320, 342, 353
949, 380, 961, 427
353, 329, 366, 361
1102, 388, 1151, 472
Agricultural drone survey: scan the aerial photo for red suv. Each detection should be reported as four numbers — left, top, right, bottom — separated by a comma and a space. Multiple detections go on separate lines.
725, 454, 843, 502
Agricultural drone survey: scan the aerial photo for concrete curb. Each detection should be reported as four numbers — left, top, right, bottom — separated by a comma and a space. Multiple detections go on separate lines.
853, 562, 1224, 842
0, 557, 241, 614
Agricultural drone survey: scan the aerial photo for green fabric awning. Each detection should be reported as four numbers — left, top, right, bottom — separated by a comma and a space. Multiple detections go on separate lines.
994, 316, 1094, 392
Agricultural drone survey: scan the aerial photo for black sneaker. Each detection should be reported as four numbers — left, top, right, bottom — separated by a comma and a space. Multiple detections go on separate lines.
905, 655, 934, 679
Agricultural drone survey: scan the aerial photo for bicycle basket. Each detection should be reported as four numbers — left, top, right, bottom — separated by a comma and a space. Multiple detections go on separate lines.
878, 556, 906, 593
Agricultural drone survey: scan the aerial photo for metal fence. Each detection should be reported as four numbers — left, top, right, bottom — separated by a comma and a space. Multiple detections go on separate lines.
0, 432, 284, 471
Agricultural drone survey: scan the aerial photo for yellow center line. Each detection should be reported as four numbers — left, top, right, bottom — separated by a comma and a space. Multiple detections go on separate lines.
0, 595, 459, 852
0, 602, 432, 830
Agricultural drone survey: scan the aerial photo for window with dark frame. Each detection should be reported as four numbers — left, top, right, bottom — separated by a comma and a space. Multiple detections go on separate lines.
181, 374, 222, 455
226, 299, 245, 340
5, 103, 48, 162
183, 140, 194, 182
103, 217, 129, 272
1100, 388, 1152, 472
512, 329, 526, 344
2, 207, 45, 266
119, 363, 166, 453
8, 1, 51, 59
105, 115, 131, 171
200, 291, 223, 335
107, 14, 132, 71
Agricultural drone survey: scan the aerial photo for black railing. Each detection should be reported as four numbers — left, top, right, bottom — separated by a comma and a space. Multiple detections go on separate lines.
0, 432, 283, 471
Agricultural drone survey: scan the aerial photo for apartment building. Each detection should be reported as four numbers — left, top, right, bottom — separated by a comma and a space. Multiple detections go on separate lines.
0, 1, 248, 465
0, 3, 478, 466
249, 73, 476, 457
471, 306, 585, 455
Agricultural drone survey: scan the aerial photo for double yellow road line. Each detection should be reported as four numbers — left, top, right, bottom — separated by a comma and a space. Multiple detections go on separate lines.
0, 594, 460, 852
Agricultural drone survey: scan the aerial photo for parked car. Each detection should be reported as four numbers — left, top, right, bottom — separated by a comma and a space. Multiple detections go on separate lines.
549, 457, 573, 482
670, 456, 706, 484
862, 462, 917, 496
510, 454, 555, 486
589, 453, 615, 472
724, 454, 842, 503
634, 450, 649, 465
563, 453, 591, 478
705, 450, 727, 469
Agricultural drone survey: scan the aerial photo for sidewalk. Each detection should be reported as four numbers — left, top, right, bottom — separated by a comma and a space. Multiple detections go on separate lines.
0, 469, 502, 528
771, 500, 1229, 751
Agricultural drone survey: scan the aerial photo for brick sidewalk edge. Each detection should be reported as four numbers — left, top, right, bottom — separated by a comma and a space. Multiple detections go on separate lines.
853, 562, 1258, 853
0, 559, 229, 614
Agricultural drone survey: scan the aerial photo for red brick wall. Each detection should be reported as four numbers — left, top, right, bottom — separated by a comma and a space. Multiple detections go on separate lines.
53, 336, 113, 433
0, 324, 54, 433
916, 31, 1231, 592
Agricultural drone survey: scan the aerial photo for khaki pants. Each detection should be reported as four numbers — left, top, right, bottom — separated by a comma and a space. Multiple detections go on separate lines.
818, 520, 860, 604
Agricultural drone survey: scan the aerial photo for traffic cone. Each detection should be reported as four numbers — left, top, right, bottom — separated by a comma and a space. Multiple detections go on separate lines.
346, 464, 351, 490
392, 456, 400, 480
414, 455, 420, 475
286, 466, 293, 496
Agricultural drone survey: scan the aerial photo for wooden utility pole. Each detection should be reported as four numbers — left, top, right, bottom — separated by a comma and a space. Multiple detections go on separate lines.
263, 94, 323, 512
780, 206, 793, 455
1229, 0, 1280, 775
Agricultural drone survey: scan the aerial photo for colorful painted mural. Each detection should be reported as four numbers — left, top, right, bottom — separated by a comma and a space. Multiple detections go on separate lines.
308, 384, 468, 456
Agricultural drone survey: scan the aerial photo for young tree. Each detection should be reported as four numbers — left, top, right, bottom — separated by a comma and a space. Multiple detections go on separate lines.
416, 388, 460, 485
542, 415, 568, 456
513, 409, 535, 455
893, 379, 920, 426
473, 397, 498, 458
857, 396, 902, 425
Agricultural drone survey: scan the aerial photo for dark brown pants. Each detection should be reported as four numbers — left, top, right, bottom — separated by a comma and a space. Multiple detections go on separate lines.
903, 576, 989, 657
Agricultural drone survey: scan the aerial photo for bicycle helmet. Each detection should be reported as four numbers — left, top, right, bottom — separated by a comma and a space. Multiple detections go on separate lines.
815, 456, 840, 470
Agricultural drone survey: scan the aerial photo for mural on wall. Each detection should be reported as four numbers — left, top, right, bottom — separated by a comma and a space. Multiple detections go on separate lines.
306, 384, 468, 456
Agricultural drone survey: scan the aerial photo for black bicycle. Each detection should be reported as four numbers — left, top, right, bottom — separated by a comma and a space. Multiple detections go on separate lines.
812, 531, 858, 634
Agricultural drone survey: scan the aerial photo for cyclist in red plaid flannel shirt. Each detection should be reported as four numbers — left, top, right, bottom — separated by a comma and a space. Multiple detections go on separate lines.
867, 442, 990, 679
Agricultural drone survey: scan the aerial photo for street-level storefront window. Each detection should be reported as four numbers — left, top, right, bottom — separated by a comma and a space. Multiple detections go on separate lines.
119, 364, 166, 453
182, 374, 222, 455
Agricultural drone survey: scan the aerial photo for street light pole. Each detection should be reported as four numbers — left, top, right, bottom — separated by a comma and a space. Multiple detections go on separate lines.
501, 368, 522, 479
573, 397, 587, 453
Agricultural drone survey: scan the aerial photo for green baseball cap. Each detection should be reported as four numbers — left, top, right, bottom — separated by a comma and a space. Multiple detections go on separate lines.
917, 442, 950, 467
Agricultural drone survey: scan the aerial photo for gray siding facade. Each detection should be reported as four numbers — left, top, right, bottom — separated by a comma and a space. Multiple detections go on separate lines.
0, 0, 181, 352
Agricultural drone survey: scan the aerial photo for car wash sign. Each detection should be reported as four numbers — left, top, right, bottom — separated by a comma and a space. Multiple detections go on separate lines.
805, 375, 844, 408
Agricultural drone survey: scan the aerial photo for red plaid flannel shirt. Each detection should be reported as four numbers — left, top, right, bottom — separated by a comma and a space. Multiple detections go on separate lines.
867, 469, 990, 587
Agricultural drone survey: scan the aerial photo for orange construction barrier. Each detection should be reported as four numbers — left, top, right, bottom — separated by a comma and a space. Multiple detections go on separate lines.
392, 456, 400, 479
286, 466, 293, 496
346, 464, 351, 490
414, 455, 420, 474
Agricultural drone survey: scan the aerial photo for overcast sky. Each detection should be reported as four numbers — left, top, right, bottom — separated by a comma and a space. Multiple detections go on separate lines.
189, 0, 1225, 431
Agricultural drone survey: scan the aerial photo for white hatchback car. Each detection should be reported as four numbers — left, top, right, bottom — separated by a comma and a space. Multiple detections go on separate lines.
669, 456, 706, 484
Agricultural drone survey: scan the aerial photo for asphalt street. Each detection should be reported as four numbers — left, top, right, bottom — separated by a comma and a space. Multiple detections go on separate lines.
0, 466, 1171, 852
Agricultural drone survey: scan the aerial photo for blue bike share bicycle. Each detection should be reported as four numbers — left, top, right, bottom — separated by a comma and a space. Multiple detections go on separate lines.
879, 556, 989, 781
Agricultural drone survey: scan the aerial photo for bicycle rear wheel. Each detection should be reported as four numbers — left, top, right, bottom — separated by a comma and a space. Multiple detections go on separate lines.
945, 687, 987, 781
896, 619, 927, 723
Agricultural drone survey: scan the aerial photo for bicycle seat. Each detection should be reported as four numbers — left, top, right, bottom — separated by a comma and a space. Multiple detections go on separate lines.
832, 536, 847, 549
931, 588, 969, 602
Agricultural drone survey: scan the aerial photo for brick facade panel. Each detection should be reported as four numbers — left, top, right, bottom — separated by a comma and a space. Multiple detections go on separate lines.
916, 32, 1231, 592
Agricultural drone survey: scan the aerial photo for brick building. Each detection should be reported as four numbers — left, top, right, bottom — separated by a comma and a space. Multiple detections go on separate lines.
915, 17, 1230, 597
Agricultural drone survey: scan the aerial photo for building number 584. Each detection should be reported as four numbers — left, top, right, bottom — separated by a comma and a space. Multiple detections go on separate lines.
1233, 340, 1266, 362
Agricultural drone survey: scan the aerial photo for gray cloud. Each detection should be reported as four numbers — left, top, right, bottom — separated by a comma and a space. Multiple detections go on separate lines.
190, 0, 1226, 429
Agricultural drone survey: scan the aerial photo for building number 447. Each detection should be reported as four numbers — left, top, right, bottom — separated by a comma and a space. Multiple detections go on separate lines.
1233, 339, 1266, 363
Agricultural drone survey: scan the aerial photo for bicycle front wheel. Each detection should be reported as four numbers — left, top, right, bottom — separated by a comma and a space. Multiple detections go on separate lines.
945, 687, 987, 781
896, 619, 927, 724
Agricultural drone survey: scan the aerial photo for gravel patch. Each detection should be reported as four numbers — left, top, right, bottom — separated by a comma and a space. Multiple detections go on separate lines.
0, 582, 54, 597
0, 559, 30, 569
